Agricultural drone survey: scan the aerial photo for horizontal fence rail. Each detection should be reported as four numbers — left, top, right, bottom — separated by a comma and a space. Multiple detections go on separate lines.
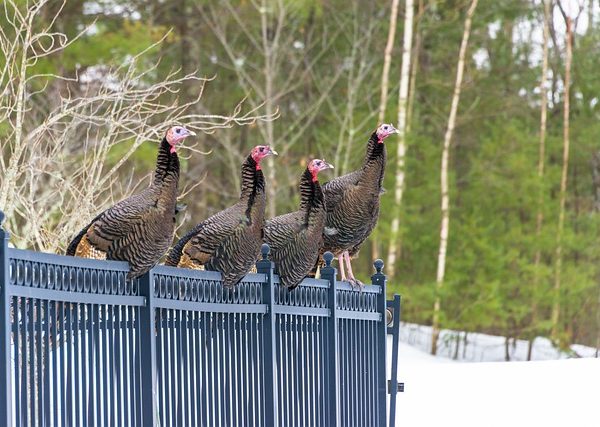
0, 216, 401, 427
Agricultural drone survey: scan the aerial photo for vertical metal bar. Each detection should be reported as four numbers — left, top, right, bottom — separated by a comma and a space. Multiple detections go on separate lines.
21, 297, 28, 427
157, 308, 165, 426
134, 305, 142, 426
13, 297, 20, 426
115, 305, 123, 427
107, 304, 117, 426
29, 295, 36, 425
199, 311, 208, 427
339, 319, 346, 427
74, 303, 81, 426
237, 312, 244, 427
190, 310, 199, 426
139, 270, 158, 427
124, 305, 132, 427
0, 214, 12, 427
37, 298, 44, 426
223, 312, 231, 426
53, 301, 61, 427
206, 311, 215, 427
321, 251, 340, 427
256, 244, 278, 426
181, 309, 190, 427
94, 304, 102, 426
82, 304, 89, 427
372, 259, 387, 427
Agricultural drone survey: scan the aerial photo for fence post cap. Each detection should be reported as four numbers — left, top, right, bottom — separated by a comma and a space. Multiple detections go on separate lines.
373, 259, 384, 274
261, 243, 270, 260
323, 251, 334, 267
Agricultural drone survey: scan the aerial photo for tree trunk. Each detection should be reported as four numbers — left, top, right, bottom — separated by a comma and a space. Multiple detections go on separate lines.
386, 0, 414, 279
593, 151, 600, 357
529, 0, 551, 361
372, 0, 401, 262
431, 0, 478, 355
406, 0, 424, 135
551, 16, 572, 343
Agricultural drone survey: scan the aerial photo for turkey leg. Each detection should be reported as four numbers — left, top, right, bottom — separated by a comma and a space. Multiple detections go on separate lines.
338, 253, 347, 281
344, 251, 364, 290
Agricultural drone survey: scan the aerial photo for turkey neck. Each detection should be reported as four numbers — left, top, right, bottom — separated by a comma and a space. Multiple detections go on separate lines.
361, 132, 387, 190
299, 168, 325, 222
153, 137, 180, 206
240, 155, 266, 218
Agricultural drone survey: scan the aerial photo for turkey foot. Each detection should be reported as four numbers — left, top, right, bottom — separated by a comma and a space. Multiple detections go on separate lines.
343, 251, 364, 290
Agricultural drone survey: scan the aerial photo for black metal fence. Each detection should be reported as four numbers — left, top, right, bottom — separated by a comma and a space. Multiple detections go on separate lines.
0, 212, 401, 427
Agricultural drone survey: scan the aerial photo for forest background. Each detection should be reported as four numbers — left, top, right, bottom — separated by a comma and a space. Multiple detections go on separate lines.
1, 0, 598, 355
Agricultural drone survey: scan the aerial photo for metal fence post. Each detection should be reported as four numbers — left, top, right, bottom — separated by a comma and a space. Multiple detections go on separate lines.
256, 243, 278, 426
372, 259, 387, 427
0, 211, 12, 427
320, 252, 339, 427
387, 294, 402, 427
139, 269, 158, 426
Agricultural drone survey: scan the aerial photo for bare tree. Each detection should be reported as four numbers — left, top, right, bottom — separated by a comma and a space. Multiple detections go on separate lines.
0, 0, 273, 251
371, 0, 400, 261
551, 1, 583, 343
431, 0, 478, 355
200, 0, 356, 218
528, 0, 552, 361
386, 0, 415, 279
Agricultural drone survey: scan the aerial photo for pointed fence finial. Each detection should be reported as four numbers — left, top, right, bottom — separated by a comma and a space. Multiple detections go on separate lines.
323, 251, 334, 268
261, 243, 270, 260
374, 259, 384, 274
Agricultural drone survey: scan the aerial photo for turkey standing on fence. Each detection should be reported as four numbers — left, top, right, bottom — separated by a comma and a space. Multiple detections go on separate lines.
165, 145, 277, 288
66, 126, 196, 279
264, 159, 334, 290
319, 123, 398, 287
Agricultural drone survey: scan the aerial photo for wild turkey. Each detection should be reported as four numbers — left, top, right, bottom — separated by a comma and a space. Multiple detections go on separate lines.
264, 159, 334, 290
320, 123, 398, 287
165, 145, 277, 288
66, 125, 196, 279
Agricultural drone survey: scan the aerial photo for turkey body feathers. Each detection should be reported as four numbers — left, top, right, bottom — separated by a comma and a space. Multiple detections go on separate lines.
322, 132, 385, 258
265, 168, 326, 289
167, 155, 267, 288
66, 138, 180, 279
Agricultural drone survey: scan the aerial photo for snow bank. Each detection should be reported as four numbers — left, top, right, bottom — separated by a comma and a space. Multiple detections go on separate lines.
394, 330, 600, 426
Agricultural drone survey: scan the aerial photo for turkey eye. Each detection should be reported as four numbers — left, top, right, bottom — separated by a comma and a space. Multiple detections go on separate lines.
260, 147, 264, 152
383, 126, 388, 130
176, 128, 181, 134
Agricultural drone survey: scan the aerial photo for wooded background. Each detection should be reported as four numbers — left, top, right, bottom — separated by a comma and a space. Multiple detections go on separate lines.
1, 0, 598, 354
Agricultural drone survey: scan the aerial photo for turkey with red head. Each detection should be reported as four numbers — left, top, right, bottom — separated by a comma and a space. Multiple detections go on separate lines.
165, 145, 277, 288
319, 123, 398, 287
264, 159, 334, 290
66, 125, 196, 279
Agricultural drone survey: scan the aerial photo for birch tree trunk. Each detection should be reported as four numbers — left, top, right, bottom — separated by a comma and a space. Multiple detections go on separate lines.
431, 0, 478, 355
551, 16, 572, 343
528, 0, 551, 361
385, 0, 414, 279
372, 0, 400, 261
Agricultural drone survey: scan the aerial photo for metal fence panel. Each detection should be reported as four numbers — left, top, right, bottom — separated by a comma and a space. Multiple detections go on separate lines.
0, 213, 400, 427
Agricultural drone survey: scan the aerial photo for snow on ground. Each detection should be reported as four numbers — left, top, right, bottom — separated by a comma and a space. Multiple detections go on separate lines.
400, 322, 598, 362
393, 326, 600, 426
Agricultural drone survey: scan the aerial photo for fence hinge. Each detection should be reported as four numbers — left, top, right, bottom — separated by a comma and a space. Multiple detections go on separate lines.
388, 380, 405, 393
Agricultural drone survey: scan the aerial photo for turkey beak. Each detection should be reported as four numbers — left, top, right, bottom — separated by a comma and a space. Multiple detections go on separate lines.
322, 161, 334, 170
269, 148, 278, 156
186, 129, 197, 137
